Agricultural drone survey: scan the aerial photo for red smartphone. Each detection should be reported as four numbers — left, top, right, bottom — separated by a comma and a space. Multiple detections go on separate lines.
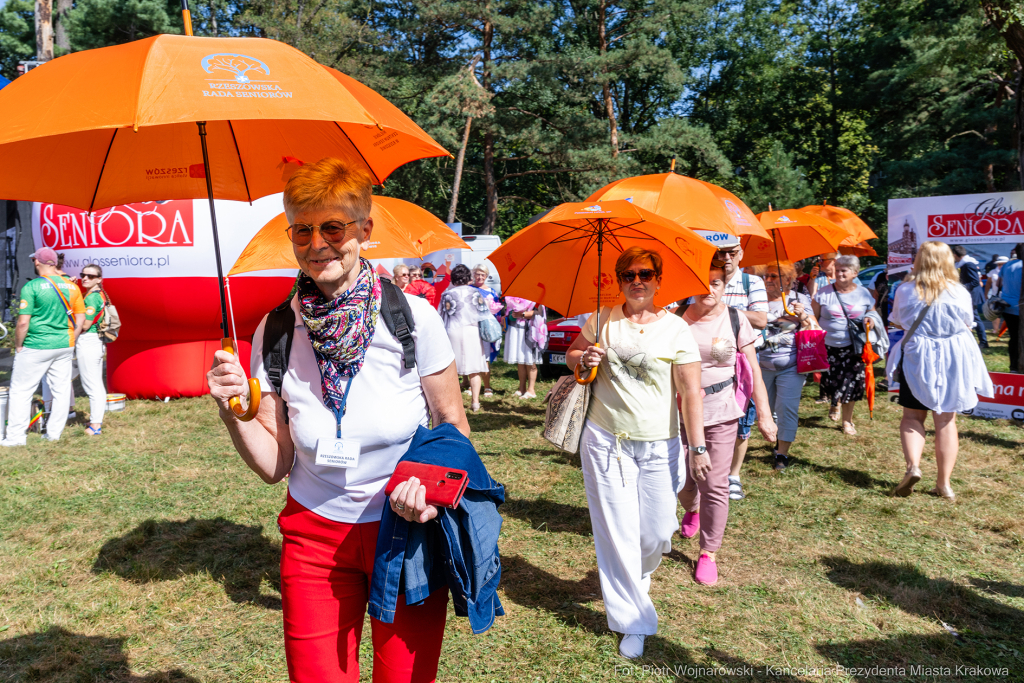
384, 462, 469, 510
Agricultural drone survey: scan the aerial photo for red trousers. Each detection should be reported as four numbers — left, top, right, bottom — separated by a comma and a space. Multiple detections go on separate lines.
278, 494, 449, 683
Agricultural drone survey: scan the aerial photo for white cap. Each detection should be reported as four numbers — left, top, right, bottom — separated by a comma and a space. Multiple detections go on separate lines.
694, 230, 741, 248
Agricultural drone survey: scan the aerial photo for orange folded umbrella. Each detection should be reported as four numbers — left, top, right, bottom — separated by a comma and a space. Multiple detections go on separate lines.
740, 210, 851, 267
800, 204, 878, 252
862, 318, 881, 419
490, 200, 714, 318
586, 173, 770, 238
229, 196, 470, 275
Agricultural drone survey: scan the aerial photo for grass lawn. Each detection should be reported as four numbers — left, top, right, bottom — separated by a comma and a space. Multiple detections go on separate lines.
0, 349, 1022, 682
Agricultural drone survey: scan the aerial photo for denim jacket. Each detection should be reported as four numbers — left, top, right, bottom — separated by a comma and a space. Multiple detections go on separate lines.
368, 423, 505, 634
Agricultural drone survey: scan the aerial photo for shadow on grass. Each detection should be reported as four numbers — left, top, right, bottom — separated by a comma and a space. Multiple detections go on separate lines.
818, 557, 1024, 674
502, 497, 592, 536
500, 556, 777, 681
93, 518, 281, 610
467, 412, 544, 433
959, 430, 1024, 451
0, 626, 200, 681
791, 458, 893, 492
484, 403, 548, 417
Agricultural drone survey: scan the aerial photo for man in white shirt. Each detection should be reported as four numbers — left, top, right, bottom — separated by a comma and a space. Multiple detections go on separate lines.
705, 235, 768, 501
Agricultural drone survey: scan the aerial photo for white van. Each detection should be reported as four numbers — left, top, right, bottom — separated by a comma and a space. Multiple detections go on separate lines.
371, 234, 505, 293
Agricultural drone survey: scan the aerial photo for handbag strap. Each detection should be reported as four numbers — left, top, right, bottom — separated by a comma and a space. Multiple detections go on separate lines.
901, 303, 931, 347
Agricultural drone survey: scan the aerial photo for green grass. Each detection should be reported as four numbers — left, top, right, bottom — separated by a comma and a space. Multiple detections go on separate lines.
0, 356, 1022, 682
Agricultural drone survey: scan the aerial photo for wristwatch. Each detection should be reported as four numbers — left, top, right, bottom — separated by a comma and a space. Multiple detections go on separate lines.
691, 445, 707, 455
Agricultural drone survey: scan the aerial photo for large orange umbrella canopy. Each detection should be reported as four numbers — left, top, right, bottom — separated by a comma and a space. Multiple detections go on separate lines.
489, 200, 716, 316
740, 210, 851, 267
800, 204, 878, 250
0, 34, 448, 210
586, 173, 770, 238
228, 196, 470, 275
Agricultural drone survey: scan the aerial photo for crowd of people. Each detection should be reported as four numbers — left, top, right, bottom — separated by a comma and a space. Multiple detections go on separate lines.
0, 155, 1004, 678
1, 248, 112, 446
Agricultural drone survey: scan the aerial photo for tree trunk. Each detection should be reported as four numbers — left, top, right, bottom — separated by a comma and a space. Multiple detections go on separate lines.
447, 116, 473, 224
980, 0, 1024, 189
35, 0, 53, 61
53, 0, 71, 52
1017, 68, 1024, 191
481, 15, 497, 235
598, 0, 619, 158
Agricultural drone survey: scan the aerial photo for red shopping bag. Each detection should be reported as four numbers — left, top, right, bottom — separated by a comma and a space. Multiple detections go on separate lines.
796, 328, 830, 374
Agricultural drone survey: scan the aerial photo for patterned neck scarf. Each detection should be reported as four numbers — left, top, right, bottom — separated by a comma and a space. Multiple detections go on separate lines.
297, 258, 382, 414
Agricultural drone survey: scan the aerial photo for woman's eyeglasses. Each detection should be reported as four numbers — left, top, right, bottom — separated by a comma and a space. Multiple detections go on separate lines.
80, 272, 99, 279
286, 219, 359, 246
763, 273, 780, 280
619, 269, 657, 283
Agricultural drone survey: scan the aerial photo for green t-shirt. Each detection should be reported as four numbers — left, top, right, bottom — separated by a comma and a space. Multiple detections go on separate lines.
19, 276, 85, 350
83, 291, 105, 334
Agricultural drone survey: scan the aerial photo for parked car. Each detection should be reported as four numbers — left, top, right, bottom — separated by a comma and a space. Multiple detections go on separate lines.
540, 314, 589, 378
857, 264, 886, 292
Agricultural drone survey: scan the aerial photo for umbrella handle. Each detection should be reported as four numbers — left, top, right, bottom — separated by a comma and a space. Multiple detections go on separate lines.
222, 338, 261, 421
574, 343, 600, 385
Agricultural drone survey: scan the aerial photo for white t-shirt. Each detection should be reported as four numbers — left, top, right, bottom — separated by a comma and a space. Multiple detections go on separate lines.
581, 305, 701, 441
251, 293, 455, 524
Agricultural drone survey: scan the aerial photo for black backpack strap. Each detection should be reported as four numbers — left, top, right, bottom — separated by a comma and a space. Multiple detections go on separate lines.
674, 301, 691, 317
379, 277, 417, 369
261, 297, 296, 423
728, 306, 740, 344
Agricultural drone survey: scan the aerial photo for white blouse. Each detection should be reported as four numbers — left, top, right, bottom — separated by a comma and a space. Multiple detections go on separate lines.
886, 282, 993, 414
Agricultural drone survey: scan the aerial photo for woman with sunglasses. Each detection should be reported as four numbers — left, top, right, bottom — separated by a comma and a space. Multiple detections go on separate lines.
566, 246, 706, 660
78, 264, 108, 435
207, 158, 468, 683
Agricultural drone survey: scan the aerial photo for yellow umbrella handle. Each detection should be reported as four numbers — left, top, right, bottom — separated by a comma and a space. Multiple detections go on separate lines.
222, 338, 261, 421
574, 343, 600, 385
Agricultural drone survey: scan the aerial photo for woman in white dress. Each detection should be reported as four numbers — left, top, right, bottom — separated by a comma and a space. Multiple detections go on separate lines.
503, 296, 544, 398
440, 264, 489, 412
887, 241, 994, 500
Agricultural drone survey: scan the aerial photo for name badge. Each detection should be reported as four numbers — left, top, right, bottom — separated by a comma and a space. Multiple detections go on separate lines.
315, 438, 360, 469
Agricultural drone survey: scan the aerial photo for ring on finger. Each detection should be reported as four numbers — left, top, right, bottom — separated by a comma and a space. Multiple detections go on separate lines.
396, 502, 406, 511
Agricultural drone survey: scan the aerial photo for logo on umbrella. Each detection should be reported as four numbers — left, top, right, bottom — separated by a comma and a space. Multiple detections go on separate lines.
774, 214, 797, 224
577, 205, 606, 214
593, 272, 613, 288
201, 53, 270, 84
722, 199, 751, 226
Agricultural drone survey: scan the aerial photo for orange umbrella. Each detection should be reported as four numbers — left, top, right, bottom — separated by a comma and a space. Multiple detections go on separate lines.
840, 241, 878, 257
739, 210, 851, 267
586, 173, 771, 238
800, 204, 878, 252
862, 318, 881, 419
0, 33, 447, 421
228, 196, 470, 275
488, 200, 715, 382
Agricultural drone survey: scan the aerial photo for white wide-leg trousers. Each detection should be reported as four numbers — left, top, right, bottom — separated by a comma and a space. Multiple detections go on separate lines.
75, 332, 106, 425
579, 420, 682, 636
7, 347, 74, 442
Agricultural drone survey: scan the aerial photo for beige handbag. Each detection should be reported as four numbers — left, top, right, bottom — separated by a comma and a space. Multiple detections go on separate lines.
543, 374, 591, 453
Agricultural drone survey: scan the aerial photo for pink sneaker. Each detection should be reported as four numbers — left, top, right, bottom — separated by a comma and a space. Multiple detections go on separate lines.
680, 510, 699, 538
694, 553, 718, 586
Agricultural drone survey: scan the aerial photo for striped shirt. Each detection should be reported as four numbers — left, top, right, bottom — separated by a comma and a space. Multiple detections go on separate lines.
723, 270, 768, 312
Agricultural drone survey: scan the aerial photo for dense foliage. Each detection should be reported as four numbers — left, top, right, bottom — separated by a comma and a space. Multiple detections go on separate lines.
2, 0, 1022, 252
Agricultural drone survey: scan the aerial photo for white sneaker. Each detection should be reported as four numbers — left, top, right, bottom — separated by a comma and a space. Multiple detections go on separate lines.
0, 438, 26, 447
728, 475, 745, 500
619, 634, 645, 659
42, 435, 60, 442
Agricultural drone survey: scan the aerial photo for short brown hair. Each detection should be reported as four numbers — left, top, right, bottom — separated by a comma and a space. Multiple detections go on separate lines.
615, 247, 663, 280
283, 158, 374, 222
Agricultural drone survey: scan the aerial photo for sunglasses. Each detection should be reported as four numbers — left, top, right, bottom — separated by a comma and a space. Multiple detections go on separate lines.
715, 249, 740, 260
286, 219, 359, 246
80, 272, 100, 279
619, 269, 657, 283
763, 273, 780, 280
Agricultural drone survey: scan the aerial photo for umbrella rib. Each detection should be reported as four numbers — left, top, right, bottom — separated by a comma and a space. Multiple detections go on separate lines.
226, 121, 253, 204
333, 121, 381, 185
88, 128, 118, 212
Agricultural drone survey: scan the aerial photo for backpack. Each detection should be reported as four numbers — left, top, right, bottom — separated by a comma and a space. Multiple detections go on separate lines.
261, 277, 416, 423
91, 291, 121, 343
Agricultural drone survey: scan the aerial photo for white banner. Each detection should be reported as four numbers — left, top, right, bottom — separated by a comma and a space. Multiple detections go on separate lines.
888, 191, 1024, 273
32, 194, 294, 279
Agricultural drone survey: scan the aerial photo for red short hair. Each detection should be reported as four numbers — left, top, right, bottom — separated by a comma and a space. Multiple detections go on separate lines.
283, 158, 373, 222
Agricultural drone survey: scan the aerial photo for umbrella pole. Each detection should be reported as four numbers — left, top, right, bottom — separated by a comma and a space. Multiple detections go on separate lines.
771, 230, 794, 316
197, 120, 261, 421
575, 220, 603, 385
